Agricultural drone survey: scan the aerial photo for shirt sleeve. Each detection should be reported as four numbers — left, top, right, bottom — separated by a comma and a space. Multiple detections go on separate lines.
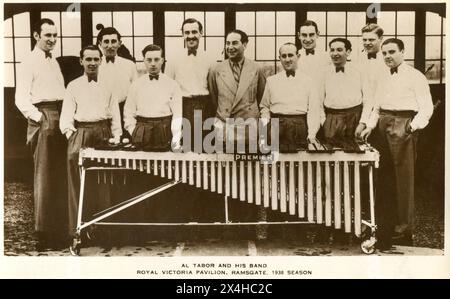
259, 81, 272, 119
410, 72, 434, 131
130, 62, 139, 83
59, 83, 77, 135
169, 81, 183, 142
109, 93, 123, 138
366, 85, 381, 130
124, 81, 138, 135
164, 62, 176, 80
307, 79, 321, 139
15, 58, 42, 122
359, 71, 374, 125
317, 71, 326, 125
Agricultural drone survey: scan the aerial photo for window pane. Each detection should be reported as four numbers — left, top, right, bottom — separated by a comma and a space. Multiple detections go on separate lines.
425, 60, 441, 84
327, 12, 346, 36
4, 18, 13, 37
92, 12, 112, 36
236, 12, 255, 36
120, 37, 133, 60
165, 12, 184, 36
426, 36, 441, 60
4, 38, 14, 62
443, 36, 446, 59
112, 12, 132, 36
307, 12, 326, 34
257, 61, 276, 77
134, 12, 153, 36
426, 12, 442, 35
316, 38, 326, 52
276, 36, 295, 60
205, 12, 224, 36
442, 60, 445, 83
401, 36, 415, 60
245, 37, 256, 60
256, 37, 275, 60
134, 37, 153, 61
15, 38, 32, 62
52, 38, 62, 58
4, 63, 15, 87
276, 11, 295, 35
347, 12, 366, 36
62, 11, 81, 36
347, 36, 362, 61
185, 11, 205, 23
62, 37, 81, 56
405, 60, 415, 68
165, 37, 184, 63
41, 12, 60, 33
377, 11, 396, 35
13, 12, 30, 37
397, 12, 415, 35
257, 12, 275, 35
205, 37, 225, 61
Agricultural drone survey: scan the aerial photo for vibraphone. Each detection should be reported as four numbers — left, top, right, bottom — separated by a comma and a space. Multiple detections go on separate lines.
71, 143, 379, 255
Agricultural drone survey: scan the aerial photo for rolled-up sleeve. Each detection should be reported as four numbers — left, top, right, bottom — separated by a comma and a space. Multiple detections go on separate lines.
124, 82, 138, 135
60, 84, 77, 135
15, 58, 42, 122
410, 73, 433, 131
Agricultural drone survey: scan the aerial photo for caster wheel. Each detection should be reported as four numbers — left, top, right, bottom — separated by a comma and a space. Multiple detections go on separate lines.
361, 237, 376, 254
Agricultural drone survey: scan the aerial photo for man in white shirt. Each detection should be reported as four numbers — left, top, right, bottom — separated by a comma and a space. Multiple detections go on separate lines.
297, 20, 331, 80
321, 38, 372, 148
124, 44, 182, 151
165, 18, 215, 153
97, 27, 138, 138
260, 42, 321, 152
360, 38, 433, 250
356, 24, 387, 101
15, 18, 67, 250
60, 45, 121, 247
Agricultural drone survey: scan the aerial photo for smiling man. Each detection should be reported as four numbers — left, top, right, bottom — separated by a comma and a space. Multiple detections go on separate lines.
360, 38, 433, 251
260, 43, 321, 152
60, 45, 122, 251
320, 38, 372, 146
15, 18, 67, 251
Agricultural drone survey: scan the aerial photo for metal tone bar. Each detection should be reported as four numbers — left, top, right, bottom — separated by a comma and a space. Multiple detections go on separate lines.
344, 161, 351, 233
298, 162, 305, 218
325, 161, 332, 227
354, 161, 361, 237
288, 161, 295, 215
334, 161, 341, 229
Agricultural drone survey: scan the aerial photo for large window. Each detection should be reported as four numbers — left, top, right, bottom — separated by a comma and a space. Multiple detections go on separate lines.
425, 12, 445, 84
164, 11, 225, 63
92, 11, 153, 72
236, 11, 296, 76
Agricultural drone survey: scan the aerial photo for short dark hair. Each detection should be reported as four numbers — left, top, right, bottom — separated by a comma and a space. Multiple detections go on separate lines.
279, 42, 297, 54
181, 18, 203, 34
382, 38, 404, 51
80, 45, 103, 59
142, 44, 164, 58
329, 38, 352, 51
226, 29, 249, 44
299, 20, 319, 34
33, 18, 55, 35
361, 23, 384, 38
96, 26, 122, 44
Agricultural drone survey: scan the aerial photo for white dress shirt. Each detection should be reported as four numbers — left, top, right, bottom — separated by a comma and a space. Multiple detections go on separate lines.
15, 47, 65, 122
164, 48, 214, 97
59, 74, 122, 138
321, 64, 372, 125
260, 70, 321, 139
367, 63, 433, 131
297, 47, 331, 81
355, 50, 387, 100
124, 73, 183, 139
98, 56, 138, 103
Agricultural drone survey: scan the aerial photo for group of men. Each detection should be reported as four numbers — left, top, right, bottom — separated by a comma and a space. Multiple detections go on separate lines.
15, 16, 433, 252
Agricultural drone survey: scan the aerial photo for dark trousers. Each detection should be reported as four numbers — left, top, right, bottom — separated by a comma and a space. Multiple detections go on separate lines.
323, 104, 362, 146
375, 110, 418, 243
27, 102, 67, 241
270, 113, 307, 152
182, 95, 213, 153
132, 116, 172, 151
67, 120, 112, 236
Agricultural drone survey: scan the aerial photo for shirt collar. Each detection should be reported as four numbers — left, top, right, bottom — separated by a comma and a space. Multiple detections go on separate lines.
34, 47, 53, 59
229, 57, 245, 68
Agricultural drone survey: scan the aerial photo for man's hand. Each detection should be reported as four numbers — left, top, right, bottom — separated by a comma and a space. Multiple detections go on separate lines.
307, 136, 320, 147
109, 136, 121, 144
355, 123, 366, 140
359, 127, 373, 142
65, 130, 74, 140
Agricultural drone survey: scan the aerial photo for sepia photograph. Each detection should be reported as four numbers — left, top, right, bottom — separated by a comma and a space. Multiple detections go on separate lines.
1, 0, 448, 279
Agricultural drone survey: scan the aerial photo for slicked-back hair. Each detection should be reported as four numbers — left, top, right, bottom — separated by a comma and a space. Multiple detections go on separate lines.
329, 37, 352, 51
80, 45, 103, 59
142, 44, 164, 58
33, 18, 55, 35
181, 18, 203, 34
96, 27, 122, 44
299, 20, 319, 34
382, 38, 404, 51
361, 23, 384, 38
226, 29, 249, 44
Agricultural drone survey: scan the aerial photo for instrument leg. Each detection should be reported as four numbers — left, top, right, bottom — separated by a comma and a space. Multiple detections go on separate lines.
224, 195, 229, 223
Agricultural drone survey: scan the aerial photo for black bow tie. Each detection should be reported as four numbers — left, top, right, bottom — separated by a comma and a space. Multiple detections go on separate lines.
188, 49, 197, 56
149, 74, 159, 81
335, 66, 345, 73
286, 70, 295, 77
367, 52, 377, 60
390, 67, 398, 75
88, 76, 97, 82
106, 56, 115, 63
45, 51, 52, 59
305, 49, 315, 56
